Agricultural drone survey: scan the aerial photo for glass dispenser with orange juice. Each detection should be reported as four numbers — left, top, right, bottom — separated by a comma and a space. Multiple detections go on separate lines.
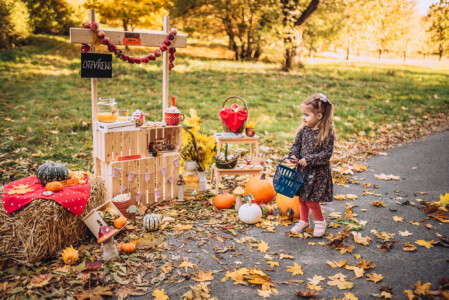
96, 98, 118, 123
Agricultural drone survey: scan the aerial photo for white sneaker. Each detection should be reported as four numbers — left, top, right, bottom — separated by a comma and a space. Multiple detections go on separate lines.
313, 220, 327, 237
291, 220, 309, 234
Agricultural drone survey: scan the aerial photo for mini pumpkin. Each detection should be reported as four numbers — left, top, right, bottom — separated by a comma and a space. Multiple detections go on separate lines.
45, 181, 63, 192
61, 246, 78, 265
36, 162, 69, 185
213, 193, 236, 209
276, 194, 301, 218
113, 216, 127, 229
143, 214, 161, 231
120, 242, 136, 254
238, 196, 262, 224
244, 173, 275, 204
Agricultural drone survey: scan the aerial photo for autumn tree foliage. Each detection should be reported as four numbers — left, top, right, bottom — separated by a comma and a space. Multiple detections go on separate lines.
427, 0, 449, 60
84, 0, 169, 32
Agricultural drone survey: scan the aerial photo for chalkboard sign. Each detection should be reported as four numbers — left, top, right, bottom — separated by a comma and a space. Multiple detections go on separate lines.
81, 53, 112, 78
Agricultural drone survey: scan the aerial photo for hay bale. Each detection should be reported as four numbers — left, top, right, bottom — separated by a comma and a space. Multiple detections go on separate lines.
0, 177, 106, 263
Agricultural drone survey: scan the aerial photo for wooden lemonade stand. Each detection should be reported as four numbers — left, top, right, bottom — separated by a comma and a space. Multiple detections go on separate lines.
70, 10, 187, 205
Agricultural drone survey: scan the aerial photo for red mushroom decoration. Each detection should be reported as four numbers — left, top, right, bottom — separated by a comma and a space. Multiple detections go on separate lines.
97, 225, 118, 244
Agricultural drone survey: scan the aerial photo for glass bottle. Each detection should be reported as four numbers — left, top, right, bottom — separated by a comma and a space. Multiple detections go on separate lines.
183, 161, 199, 197
96, 98, 118, 123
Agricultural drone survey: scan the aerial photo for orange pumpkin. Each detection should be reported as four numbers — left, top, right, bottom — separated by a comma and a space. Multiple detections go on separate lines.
244, 173, 275, 204
113, 216, 127, 229
276, 194, 301, 218
213, 193, 236, 209
45, 181, 63, 192
120, 242, 136, 254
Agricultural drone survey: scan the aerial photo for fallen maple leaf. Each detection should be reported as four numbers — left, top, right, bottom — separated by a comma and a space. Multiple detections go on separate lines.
308, 275, 325, 285
346, 194, 358, 200
296, 288, 319, 297
345, 265, 364, 278
437, 193, 449, 211
398, 230, 413, 237
343, 292, 359, 300
258, 240, 269, 253
410, 221, 420, 226
414, 281, 431, 296
6, 184, 34, 195
267, 261, 279, 267
178, 260, 195, 272
403, 289, 416, 300
415, 240, 434, 249
286, 263, 303, 276
374, 173, 400, 181
352, 232, 371, 246
334, 194, 346, 200
357, 259, 376, 270
224, 268, 248, 285
393, 216, 404, 222
257, 289, 272, 298
377, 240, 398, 251
152, 289, 169, 300
307, 283, 323, 291
403, 242, 417, 252
371, 201, 386, 207
366, 273, 384, 283
327, 260, 348, 268
279, 253, 294, 259
75, 286, 113, 299
193, 270, 214, 282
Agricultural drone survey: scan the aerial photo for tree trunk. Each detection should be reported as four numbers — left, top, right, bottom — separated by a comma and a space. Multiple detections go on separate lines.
378, 49, 382, 60
122, 19, 128, 32
283, 37, 296, 71
403, 51, 406, 62
346, 47, 350, 60
439, 44, 443, 61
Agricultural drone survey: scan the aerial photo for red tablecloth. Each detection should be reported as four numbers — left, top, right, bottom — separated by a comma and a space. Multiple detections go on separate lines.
2, 176, 90, 217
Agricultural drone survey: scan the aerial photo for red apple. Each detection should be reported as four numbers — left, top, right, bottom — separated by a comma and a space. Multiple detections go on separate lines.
168, 33, 175, 40
142, 56, 149, 63
102, 37, 110, 45
90, 22, 99, 31
160, 44, 168, 52
169, 47, 176, 54
164, 39, 171, 46
231, 103, 239, 109
148, 53, 156, 61
107, 44, 116, 52
169, 54, 175, 61
224, 107, 234, 112
82, 22, 90, 29
169, 62, 175, 68
122, 54, 129, 61
154, 49, 162, 57
81, 44, 90, 53
128, 56, 135, 64
97, 30, 105, 38
170, 28, 178, 35
135, 57, 142, 64
237, 105, 246, 112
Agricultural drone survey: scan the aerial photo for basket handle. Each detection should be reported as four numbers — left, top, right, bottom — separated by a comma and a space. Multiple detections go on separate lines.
222, 96, 248, 113
279, 156, 297, 165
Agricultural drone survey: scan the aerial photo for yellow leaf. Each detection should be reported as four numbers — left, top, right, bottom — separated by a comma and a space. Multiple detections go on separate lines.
343, 292, 359, 300
318, 242, 326, 246
257, 289, 272, 298
267, 261, 279, 267
393, 216, 404, 222
338, 281, 354, 290
308, 275, 325, 285
352, 232, 371, 246
258, 240, 269, 253
414, 281, 431, 296
399, 230, 413, 237
193, 270, 214, 282
353, 164, 367, 172
366, 273, 384, 283
327, 260, 348, 268
286, 263, 303, 276
374, 173, 400, 180
279, 253, 294, 260
415, 240, 434, 249
437, 193, 449, 211
307, 283, 322, 291
225, 268, 248, 285
152, 289, 169, 300
357, 259, 376, 270
6, 184, 34, 195
178, 260, 194, 272
410, 221, 420, 226
308, 242, 316, 245
334, 194, 346, 200
403, 289, 415, 300
345, 265, 365, 278
174, 224, 193, 231
354, 254, 361, 260
346, 194, 358, 200
380, 291, 392, 299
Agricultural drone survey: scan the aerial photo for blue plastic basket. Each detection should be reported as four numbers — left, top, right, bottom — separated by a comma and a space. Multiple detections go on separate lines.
273, 157, 304, 198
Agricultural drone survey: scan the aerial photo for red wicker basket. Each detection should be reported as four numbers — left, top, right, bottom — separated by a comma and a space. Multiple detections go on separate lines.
220, 96, 249, 134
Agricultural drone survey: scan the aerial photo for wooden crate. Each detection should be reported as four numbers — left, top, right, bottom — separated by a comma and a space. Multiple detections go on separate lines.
94, 126, 182, 204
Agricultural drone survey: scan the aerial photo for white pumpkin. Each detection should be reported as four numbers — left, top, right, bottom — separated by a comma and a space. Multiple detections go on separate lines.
238, 201, 262, 224
143, 213, 161, 231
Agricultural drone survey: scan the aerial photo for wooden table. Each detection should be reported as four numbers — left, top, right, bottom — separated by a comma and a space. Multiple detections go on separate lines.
212, 165, 263, 194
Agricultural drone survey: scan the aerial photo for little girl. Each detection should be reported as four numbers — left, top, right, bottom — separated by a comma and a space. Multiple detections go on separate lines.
288, 93, 335, 237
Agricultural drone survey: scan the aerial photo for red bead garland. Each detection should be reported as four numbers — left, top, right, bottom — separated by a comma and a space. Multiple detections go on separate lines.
81, 22, 178, 70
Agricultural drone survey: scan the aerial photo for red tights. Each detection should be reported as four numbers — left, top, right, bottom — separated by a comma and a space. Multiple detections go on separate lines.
299, 200, 324, 222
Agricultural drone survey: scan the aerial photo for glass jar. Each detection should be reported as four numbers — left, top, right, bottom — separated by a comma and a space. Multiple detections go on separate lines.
183, 160, 199, 197
96, 98, 118, 123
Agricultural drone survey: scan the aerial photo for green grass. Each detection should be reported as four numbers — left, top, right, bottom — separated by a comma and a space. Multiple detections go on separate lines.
1, 35, 448, 182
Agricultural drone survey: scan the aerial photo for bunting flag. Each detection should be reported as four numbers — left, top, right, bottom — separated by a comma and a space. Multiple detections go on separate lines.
112, 167, 121, 178
129, 172, 136, 182
173, 157, 180, 168
161, 167, 167, 176
145, 172, 151, 182
155, 188, 161, 199
119, 185, 127, 193
168, 175, 174, 184
135, 192, 142, 204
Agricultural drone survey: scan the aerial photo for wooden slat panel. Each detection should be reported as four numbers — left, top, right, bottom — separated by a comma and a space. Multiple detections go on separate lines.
104, 133, 113, 162
161, 155, 169, 200
129, 160, 138, 204
155, 156, 163, 202
147, 157, 156, 204
149, 128, 156, 146
139, 130, 149, 158
130, 131, 138, 156
121, 161, 129, 195
99, 131, 105, 161
104, 163, 113, 200
156, 128, 164, 140
70, 28, 187, 48
95, 157, 101, 178
122, 131, 130, 157
172, 154, 179, 199
166, 153, 174, 199
112, 132, 121, 161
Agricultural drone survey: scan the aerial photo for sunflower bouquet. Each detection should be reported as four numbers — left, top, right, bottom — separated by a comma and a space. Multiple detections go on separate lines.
181, 109, 216, 172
